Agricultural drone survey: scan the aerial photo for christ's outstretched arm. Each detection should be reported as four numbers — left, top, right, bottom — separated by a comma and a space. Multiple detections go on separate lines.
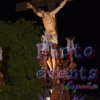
50, 0, 71, 15
26, 3, 37, 13
26, 3, 43, 17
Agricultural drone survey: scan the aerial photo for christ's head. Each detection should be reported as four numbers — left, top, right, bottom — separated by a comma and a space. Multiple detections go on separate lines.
37, 8, 45, 16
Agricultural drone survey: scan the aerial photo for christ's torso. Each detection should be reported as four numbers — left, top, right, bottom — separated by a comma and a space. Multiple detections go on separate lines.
42, 13, 57, 34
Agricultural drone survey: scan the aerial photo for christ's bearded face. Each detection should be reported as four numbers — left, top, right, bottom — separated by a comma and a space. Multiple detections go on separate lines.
37, 9, 44, 16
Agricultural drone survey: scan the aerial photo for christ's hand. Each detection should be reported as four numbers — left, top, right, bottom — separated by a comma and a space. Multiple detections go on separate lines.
26, 3, 33, 9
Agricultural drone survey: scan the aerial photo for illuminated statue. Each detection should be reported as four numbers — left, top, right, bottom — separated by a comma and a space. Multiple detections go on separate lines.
27, 0, 71, 71
26, 0, 70, 44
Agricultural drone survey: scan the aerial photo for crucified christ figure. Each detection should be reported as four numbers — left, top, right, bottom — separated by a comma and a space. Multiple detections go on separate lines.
26, 0, 70, 44
26, 0, 71, 71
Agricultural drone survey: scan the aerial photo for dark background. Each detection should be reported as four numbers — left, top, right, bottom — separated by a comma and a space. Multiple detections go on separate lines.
0, 0, 100, 97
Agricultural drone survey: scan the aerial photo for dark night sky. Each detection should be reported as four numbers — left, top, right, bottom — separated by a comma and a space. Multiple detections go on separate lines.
0, 0, 100, 96
0, 0, 15, 20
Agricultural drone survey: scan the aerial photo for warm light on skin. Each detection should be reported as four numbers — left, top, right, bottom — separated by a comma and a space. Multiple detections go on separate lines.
26, 0, 70, 44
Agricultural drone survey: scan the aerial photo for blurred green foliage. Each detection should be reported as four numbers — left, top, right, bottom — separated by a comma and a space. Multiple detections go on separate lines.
0, 19, 44, 100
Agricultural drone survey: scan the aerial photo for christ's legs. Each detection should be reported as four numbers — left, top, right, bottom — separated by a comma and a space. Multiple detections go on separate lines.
44, 31, 58, 71
47, 57, 53, 71
52, 57, 56, 70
